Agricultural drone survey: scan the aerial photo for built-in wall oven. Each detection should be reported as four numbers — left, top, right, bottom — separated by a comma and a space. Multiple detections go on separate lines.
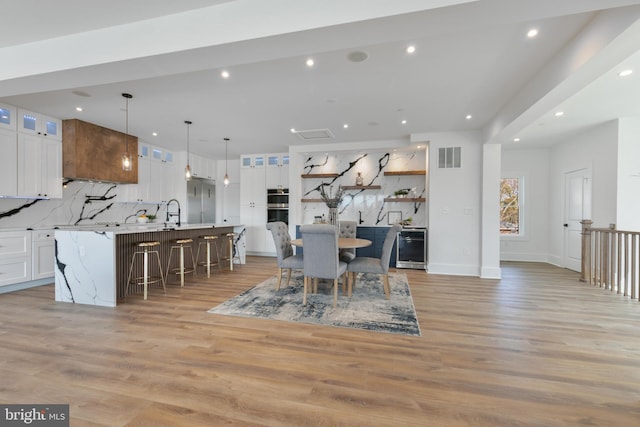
396, 227, 427, 270
267, 188, 289, 225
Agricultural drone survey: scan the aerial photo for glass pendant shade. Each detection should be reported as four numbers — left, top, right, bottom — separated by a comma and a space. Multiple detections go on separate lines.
122, 152, 132, 171
121, 93, 133, 171
184, 120, 192, 180
223, 137, 230, 186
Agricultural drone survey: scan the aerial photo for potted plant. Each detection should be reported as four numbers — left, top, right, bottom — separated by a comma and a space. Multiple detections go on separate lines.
394, 189, 409, 198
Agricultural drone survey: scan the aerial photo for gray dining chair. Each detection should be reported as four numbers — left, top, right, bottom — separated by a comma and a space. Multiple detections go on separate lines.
299, 224, 348, 308
338, 221, 357, 263
347, 224, 401, 299
266, 222, 304, 290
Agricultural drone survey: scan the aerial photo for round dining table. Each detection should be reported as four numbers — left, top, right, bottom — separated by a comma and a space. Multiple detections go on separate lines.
290, 237, 372, 249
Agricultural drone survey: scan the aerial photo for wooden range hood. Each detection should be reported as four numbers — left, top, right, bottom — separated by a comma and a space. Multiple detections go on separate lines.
62, 119, 138, 184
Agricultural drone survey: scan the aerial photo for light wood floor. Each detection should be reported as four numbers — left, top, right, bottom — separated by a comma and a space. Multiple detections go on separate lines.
1, 259, 640, 426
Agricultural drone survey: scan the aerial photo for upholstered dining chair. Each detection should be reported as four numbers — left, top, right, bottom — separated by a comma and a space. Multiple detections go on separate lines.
266, 222, 304, 290
299, 224, 348, 308
338, 221, 357, 263
347, 224, 401, 299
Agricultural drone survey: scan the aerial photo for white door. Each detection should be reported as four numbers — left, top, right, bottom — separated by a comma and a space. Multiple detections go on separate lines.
564, 168, 592, 272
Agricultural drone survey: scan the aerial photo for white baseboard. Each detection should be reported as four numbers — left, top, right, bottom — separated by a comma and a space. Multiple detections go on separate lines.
0, 278, 53, 294
427, 263, 480, 277
500, 252, 548, 262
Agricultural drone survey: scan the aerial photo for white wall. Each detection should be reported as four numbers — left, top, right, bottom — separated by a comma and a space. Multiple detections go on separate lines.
424, 131, 483, 276
616, 117, 640, 231
500, 147, 550, 262
547, 120, 618, 266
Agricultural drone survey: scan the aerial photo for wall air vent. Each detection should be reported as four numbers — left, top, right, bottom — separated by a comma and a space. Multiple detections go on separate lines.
293, 128, 335, 140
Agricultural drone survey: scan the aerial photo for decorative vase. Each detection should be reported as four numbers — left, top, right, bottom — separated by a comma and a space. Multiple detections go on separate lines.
328, 207, 339, 226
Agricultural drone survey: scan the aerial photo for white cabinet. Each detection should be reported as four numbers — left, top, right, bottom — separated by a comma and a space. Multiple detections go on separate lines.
32, 230, 55, 280
0, 103, 17, 131
266, 153, 289, 189
191, 154, 214, 180
122, 144, 177, 203
241, 154, 265, 169
240, 162, 269, 253
0, 231, 32, 287
149, 148, 176, 203
0, 129, 18, 196
18, 109, 61, 140
17, 133, 62, 198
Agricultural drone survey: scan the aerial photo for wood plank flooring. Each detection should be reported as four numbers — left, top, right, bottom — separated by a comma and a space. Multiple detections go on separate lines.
1, 259, 640, 426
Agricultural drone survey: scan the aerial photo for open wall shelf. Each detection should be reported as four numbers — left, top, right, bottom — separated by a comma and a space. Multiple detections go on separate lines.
384, 197, 426, 203
341, 185, 382, 190
301, 173, 339, 178
384, 170, 426, 176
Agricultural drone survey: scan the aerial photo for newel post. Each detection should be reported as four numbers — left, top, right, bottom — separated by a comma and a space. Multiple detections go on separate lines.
580, 220, 593, 282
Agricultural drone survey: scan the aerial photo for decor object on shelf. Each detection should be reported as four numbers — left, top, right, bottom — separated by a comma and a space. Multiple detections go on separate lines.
223, 137, 230, 186
184, 120, 192, 180
319, 185, 345, 208
121, 93, 133, 171
355, 171, 363, 186
394, 189, 410, 198
320, 185, 344, 226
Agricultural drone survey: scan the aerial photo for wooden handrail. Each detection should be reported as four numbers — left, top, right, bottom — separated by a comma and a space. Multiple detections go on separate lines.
581, 220, 640, 300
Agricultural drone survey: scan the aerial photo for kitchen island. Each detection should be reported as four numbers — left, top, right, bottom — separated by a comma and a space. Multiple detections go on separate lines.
55, 223, 245, 307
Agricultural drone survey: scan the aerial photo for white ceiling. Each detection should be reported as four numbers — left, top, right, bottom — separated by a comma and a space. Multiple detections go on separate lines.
1, 0, 639, 160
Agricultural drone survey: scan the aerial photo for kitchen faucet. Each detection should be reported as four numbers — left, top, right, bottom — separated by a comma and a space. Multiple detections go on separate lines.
166, 199, 181, 227
358, 211, 364, 225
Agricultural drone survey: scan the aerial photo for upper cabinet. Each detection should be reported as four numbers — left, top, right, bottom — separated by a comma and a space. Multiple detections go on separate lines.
241, 154, 265, 169
0, 103, 17, 131
266, 153, 289, 189
0, 129, 18, 196
18, 109, 61, 140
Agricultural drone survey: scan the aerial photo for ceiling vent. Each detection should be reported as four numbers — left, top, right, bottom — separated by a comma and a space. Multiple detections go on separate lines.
293, 128, 335, 140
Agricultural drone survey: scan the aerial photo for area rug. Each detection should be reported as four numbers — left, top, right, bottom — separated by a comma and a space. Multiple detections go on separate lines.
208, 272, 420, 336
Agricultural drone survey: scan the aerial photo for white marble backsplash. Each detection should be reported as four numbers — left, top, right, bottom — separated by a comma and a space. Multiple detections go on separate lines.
301, 150, 427, 226
0, 180, 165, 230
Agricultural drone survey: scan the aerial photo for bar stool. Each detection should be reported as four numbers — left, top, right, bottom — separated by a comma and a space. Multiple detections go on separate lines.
166, 238, 196, 287
221, 232, 240, 271
196, 235, 221, 278
126, 241, 165, 300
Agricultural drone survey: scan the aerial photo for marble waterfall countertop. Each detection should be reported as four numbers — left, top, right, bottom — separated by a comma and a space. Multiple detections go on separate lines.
54, 224, 245, 307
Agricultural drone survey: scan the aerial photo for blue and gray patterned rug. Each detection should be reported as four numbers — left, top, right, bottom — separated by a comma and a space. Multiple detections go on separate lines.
208, 272, 420, 336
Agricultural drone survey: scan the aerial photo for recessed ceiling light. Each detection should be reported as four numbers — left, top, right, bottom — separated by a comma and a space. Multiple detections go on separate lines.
221, 70, 230, 79
465, 114, 472, 120
152, 132, 158, 136
343, 124, 349, 129
619, 69, 633, 77
406, 45, 416, 54
417, 145, 422, 149
555, 111, 564, 117
290, 128, 296, 133
75, 107, 83, 112
401, 119, 407, 124
527, 28, 539, 38
306, 58, 314, 67
513, 137, 521, 142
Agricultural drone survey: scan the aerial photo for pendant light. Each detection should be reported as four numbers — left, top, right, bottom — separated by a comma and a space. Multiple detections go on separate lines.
184, 120, 192, 180
121, 93, 133, 171
223, 137, 230, 186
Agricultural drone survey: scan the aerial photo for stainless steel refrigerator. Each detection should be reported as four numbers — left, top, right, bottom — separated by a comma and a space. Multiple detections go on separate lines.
186, 178, 215, 224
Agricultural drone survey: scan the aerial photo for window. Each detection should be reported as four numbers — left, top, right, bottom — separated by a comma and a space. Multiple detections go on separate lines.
500, 177, 523, 235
